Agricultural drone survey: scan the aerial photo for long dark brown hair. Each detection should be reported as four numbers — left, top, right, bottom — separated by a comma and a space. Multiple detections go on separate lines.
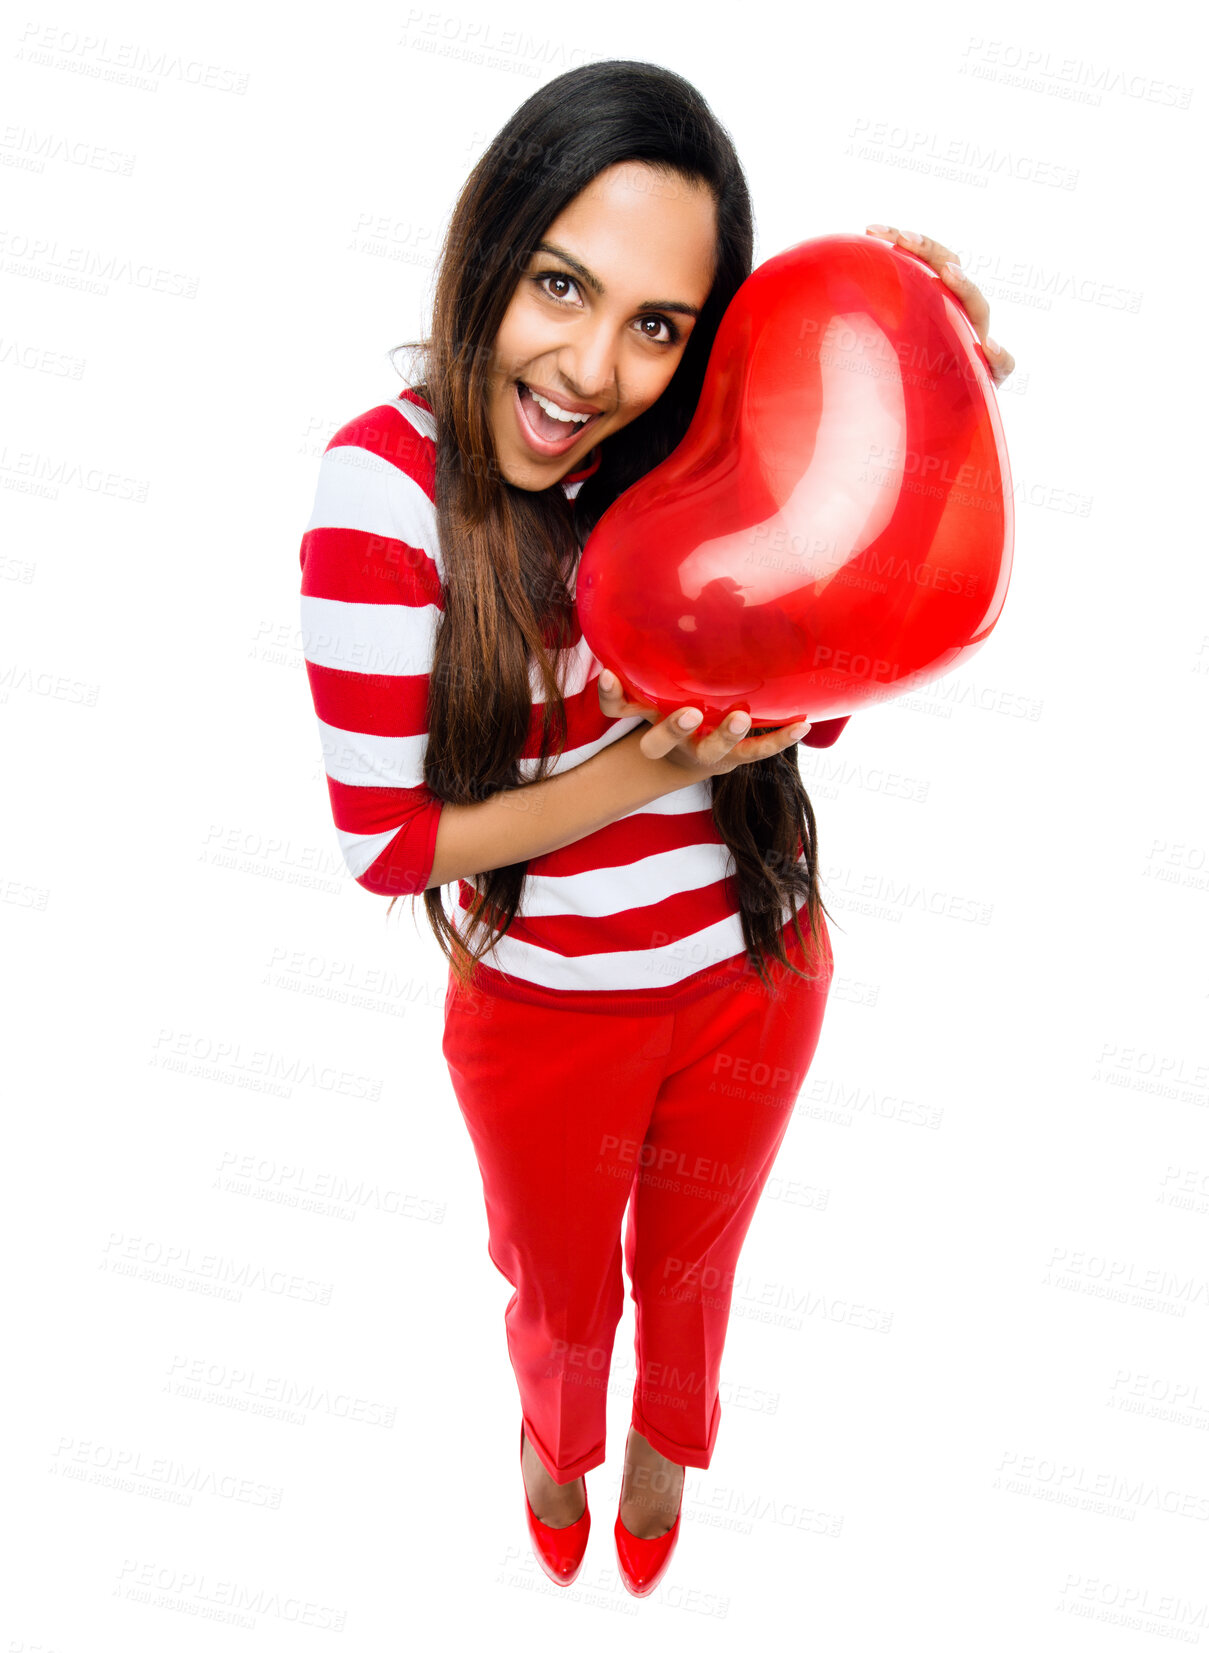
387, 59, 837, 994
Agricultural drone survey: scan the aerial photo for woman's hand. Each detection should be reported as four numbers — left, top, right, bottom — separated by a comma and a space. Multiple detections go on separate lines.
597, 670, 810, 777
864, 225, 1017, 387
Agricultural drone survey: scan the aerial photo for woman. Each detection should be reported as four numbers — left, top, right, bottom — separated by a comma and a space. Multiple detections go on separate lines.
299, 60, 1014, 1596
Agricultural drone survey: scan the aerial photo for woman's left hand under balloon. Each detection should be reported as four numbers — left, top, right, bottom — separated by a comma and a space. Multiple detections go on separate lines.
864, 224, 1017, 387
596, 668, 811, 744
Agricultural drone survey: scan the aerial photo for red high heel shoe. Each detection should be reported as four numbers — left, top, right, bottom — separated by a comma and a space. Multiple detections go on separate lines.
519, 1422, 590, 1587
614, 1455, 685, 1597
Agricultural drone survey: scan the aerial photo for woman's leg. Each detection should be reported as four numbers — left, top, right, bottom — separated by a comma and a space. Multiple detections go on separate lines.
442, 973, 673, 1486
623, 925, 834, 1472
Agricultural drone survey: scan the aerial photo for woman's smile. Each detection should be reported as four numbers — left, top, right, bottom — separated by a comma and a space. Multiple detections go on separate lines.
513, 379, 606, 458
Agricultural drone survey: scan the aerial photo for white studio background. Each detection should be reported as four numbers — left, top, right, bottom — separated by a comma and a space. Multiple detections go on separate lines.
2, 0, 1204, 1647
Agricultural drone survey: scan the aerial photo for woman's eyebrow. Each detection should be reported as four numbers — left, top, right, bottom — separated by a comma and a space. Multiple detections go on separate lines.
533, 240, 702, 318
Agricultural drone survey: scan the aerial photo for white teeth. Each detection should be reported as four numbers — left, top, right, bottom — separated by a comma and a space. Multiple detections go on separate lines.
525, 385, 593, 424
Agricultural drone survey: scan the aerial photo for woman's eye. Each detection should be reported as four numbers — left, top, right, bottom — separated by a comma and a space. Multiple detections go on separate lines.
537, 272, 577, 302
639, 315, 676, 345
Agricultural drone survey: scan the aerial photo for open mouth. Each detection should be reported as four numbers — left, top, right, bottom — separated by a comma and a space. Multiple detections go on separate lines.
514, 380, 604, 456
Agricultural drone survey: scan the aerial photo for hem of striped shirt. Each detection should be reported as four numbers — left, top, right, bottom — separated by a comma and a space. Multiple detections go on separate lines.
448, 904, 833, 1017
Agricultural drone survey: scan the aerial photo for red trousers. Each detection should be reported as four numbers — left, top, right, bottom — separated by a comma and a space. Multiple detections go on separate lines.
441, 920, 833, 1486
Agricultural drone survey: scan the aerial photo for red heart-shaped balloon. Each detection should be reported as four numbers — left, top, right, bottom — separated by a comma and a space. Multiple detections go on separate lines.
577, 233, 1014, 728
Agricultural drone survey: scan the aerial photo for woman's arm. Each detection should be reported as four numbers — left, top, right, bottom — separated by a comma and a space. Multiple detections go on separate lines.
299, 411, 450, 900
427, 727, 691, 890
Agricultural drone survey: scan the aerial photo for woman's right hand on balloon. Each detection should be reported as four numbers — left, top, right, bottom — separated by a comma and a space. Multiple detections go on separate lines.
596, 669, 812, 778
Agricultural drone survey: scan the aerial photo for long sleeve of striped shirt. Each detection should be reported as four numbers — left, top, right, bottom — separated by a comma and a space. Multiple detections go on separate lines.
299, 397, 446, 900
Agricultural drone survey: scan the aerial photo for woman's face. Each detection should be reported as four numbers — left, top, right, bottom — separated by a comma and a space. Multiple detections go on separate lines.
486, 161, 718, 491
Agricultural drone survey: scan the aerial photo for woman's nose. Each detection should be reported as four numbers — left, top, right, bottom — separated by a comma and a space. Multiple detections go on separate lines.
562, 326, 617, 405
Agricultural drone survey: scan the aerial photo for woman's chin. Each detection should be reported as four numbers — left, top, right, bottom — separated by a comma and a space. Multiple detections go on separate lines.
497, 446, 571, 492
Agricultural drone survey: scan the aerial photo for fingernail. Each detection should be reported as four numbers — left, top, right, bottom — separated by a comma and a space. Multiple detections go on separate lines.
599, 670, 615, 691
944, 260, 964, 279
866, 223, 890, 234
985, 336, 1002, 355
899, 229, 923, 245
729, 714, 750, 734
679, 709, 702, 729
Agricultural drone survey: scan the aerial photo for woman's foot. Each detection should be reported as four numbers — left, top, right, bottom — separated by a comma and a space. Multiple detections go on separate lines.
521, 1426, 587, 1527
618, 1425, 685, 1538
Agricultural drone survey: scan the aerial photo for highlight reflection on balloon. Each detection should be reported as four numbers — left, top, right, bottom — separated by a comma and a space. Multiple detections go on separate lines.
576, 233, 1014, 730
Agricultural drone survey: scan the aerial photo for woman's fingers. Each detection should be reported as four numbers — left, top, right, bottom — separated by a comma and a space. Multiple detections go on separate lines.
597, 669, 659, 724
864, 224, 1015, 385
981, 335, 1016, 383
726, 720, 814, 762
599, 674, 811, 768
758, 719, 815, 753
637, 705, 711, 760
639, 707, 811, 766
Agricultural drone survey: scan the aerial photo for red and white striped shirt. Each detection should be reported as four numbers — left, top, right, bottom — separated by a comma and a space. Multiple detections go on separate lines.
299, 388, 849, 1015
